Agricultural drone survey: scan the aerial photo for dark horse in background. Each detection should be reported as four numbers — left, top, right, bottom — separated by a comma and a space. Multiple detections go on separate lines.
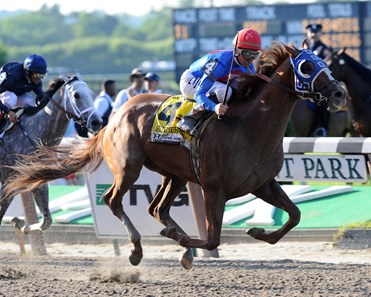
325, 49, 371, 136
0, 74, 102, 234
3, 41, 346, 269
290, 96, 351, 137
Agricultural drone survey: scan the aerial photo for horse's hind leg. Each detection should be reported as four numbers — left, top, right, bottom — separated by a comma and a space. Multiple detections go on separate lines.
248, 179, 301, 244
13, 185, 52, 233
0, 181, 29, 231
148, 175, 194, 270
0, 191, 14, 226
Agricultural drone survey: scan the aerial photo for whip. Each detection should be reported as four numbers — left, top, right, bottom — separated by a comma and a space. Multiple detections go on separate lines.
218, 31, 239, 120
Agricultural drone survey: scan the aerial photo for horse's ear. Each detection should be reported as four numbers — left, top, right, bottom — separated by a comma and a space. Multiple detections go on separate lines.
74, 70, 83, 80
60, 73, 69, 82
302, 39, 310, 49
338, 47, 347, 55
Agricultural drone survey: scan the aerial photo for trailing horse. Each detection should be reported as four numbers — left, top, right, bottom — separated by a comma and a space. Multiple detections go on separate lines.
3, 41, 346, 269
290, 98, 351, 137
0, 73, 102, 234
325, 49, 371, 136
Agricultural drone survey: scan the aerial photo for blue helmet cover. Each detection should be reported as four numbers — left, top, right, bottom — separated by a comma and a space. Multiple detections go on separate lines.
290, 49, 331, 94
24, 54, 47, 74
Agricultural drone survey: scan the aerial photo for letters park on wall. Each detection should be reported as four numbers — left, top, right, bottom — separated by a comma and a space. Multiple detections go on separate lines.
277, 154, 368, 183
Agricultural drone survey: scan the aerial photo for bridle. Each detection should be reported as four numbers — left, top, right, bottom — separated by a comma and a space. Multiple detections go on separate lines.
257, 48, 340, 106
50, 76, 97, 127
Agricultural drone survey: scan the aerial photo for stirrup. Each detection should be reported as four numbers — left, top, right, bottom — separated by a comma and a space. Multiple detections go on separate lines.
177, 117, 194, 132
177, 117, 200, 137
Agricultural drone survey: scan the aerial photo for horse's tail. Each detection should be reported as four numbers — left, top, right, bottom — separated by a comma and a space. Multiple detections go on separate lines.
3, 127, 107, 199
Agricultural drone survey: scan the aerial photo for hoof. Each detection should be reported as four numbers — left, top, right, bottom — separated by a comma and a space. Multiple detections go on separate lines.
179, 248, 194, 270
11, 217, 29, 233
128, 250, 143, 266
246, 227, 265, 239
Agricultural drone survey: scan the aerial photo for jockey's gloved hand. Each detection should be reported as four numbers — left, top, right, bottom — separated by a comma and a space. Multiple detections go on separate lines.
7, 110, 18, 123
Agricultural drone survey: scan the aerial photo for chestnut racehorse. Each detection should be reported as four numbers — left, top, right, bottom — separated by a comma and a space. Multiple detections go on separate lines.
3, 41, 346, 269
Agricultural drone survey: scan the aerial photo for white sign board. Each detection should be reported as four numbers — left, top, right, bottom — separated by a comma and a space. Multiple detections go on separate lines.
277, 154, 368, 182
85, 162, 198, 238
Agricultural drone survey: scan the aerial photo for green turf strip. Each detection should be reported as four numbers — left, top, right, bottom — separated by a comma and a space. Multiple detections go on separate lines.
49, 185, 371, 228
49, 185, 83, 200
49, 185, 94, 225
223, 186, 371, 229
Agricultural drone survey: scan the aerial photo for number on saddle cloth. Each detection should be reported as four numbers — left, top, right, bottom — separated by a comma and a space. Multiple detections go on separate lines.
150, 95, 196, 148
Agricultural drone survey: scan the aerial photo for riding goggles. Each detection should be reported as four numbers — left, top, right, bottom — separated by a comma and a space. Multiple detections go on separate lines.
237, 49, 260, 60
31, 72, 47, 80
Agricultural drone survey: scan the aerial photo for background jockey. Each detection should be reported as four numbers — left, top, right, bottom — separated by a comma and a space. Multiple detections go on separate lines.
177, 28, 261, 136
306, 23, 332, 137
0, 53, 48, 123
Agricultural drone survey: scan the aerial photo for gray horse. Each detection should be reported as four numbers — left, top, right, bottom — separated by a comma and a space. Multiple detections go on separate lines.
0, 73, 102, 233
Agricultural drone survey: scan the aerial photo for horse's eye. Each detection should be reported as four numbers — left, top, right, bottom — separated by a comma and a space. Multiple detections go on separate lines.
300, 61, 315, 75
73, 92, 80, 99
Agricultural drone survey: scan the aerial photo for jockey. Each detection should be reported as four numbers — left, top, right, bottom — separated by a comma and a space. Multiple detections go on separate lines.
177, 28, 261, 136
306, 23, 331, 137
0, 54, 48, 123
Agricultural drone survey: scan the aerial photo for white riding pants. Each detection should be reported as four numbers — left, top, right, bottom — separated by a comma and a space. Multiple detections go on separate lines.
179, 69, 233, 105
0, 91, 36, 109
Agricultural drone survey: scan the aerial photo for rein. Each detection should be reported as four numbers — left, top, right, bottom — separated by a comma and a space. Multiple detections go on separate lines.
256, 73, 297, 96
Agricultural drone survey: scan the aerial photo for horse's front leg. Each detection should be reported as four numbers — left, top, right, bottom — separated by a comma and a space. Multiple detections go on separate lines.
149, 176, 194, 270
248, 179, 301, 244
161, 190, 226, 251
31, 185, 52, 231
12, 185, 52, 234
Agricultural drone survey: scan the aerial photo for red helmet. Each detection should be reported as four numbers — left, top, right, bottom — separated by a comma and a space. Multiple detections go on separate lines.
233, 29, 262, 51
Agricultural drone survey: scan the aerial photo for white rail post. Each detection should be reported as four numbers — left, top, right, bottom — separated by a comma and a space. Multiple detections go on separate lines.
21, 192, 47, 255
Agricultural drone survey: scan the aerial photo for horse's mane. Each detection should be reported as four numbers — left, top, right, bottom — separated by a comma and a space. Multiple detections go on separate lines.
48, 76, 65, 90
231, 41, 289, 100
258, 40, 288, 75
340, 51, 371, 78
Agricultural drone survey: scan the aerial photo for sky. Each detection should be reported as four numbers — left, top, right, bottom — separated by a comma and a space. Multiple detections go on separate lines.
1, 0, 308, 16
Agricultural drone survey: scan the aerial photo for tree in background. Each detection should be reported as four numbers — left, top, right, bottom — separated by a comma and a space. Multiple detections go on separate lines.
0, 6, 173, 74
0, 44, 7, 65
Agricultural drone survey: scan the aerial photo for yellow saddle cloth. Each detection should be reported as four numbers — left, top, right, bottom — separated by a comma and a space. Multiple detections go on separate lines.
150, 95, 196, 149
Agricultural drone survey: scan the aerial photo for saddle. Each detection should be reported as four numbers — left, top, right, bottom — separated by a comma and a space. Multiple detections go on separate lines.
150, 95, 196, 148
150, 95, 215, 183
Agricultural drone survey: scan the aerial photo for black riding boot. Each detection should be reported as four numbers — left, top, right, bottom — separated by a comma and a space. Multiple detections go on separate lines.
313, 105, 330, 137
177, 110, 211, 137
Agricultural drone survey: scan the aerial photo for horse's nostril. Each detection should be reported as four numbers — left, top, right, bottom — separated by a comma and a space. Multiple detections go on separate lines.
334, 91, 344, 98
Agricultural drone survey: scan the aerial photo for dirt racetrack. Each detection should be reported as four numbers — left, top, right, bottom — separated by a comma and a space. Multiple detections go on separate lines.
0, 241, 369, 297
